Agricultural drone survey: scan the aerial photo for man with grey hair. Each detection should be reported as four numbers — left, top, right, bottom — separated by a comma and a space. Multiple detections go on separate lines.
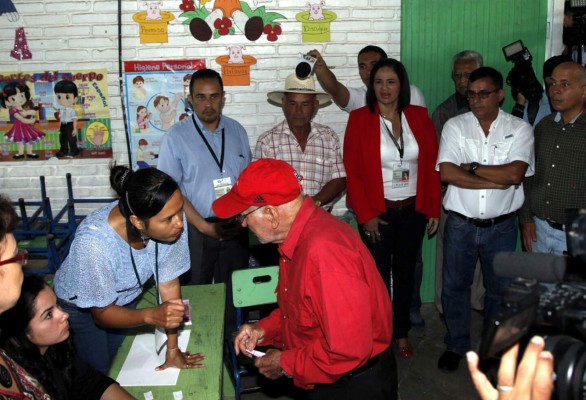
432, 50, 485, 316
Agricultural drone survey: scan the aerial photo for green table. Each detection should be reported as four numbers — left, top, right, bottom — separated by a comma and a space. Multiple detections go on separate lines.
109, 284, 226, 400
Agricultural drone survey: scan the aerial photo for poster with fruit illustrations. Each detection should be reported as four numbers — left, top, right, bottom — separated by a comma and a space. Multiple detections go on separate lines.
123, 59, 205, 170
0, 68, 112, 162
180, 0, 285, 42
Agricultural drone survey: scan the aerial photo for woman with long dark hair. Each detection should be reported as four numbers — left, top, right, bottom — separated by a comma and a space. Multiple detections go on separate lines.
344, 58, 441, 358
0, 276, 133, 399
54, 165, 204, 374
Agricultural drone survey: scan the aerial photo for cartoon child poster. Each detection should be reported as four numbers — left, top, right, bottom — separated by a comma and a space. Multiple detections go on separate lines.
0, 68, 112, 161
123, 59, 205, 170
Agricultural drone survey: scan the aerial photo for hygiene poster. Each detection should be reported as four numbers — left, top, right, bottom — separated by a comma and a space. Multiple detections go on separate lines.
0, 68, 112, 161
123, 59, 205, 170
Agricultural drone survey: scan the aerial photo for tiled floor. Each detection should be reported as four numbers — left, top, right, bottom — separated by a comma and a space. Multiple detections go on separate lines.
227, 303, 484, 400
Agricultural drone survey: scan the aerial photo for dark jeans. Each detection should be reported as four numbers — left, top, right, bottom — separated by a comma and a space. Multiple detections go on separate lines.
361, 206, 426, 339
59, 122, 78, 153
441, 212, 515, 355
303, 345, 397, 400
59, 299, 137, 375
184, 222, 249, 339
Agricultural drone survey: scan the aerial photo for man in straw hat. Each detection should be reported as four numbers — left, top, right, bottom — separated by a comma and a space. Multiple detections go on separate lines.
255, 74, 346, 210
213, 159, 397, 399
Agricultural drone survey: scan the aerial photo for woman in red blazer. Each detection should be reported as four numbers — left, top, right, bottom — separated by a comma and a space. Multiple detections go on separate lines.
344, 58, 441, 358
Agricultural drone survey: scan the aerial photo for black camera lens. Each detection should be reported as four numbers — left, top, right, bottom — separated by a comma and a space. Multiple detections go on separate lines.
296, 62, 312, 79
544, 335, 586, 400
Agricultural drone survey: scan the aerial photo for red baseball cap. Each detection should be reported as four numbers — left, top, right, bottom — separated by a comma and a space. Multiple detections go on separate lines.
212, 159, 303, 218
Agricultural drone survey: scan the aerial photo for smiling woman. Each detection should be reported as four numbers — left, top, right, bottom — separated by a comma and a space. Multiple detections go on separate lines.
0, 276, 134, 399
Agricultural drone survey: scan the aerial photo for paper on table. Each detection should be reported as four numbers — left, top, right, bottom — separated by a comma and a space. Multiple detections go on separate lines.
116, 329, 191, 386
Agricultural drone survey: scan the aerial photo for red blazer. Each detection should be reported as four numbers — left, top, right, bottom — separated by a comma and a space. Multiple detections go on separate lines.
343, 104, 441, 224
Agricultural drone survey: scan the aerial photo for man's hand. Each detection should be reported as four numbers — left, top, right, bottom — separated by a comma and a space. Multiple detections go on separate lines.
308, 49, 328, 74
467, 336, 553, 400
234, 323, 266, 356
156, 349, 206, 371
146, 299, 185, 329
428, 218, 439, 237
255, 349, 284, 380
522, 222, 537, 252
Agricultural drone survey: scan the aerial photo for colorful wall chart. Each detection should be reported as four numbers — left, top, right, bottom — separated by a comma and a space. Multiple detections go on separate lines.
123, 59, 205, 170
0, 68, 112, 161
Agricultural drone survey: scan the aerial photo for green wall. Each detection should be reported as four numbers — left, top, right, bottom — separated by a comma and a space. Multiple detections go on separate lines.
402, 0, 548, 302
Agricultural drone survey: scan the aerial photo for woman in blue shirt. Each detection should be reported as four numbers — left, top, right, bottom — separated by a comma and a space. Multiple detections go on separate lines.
54, 165, 204, 374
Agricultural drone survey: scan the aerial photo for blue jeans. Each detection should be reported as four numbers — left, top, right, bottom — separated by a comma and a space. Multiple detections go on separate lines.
60, 300, 137, 374
532, 216, 567, 256
441, 213, 516, 355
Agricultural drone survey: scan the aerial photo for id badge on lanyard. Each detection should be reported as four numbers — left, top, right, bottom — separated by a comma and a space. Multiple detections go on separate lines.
391, 162, 410, 188
213, 177, 232, 199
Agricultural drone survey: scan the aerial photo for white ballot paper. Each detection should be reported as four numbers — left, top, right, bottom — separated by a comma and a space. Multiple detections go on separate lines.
116, 328, 191, 386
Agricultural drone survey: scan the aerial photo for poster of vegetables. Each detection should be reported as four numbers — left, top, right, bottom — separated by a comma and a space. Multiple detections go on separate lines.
123, 59, 205, 170
0, 68, 112, 161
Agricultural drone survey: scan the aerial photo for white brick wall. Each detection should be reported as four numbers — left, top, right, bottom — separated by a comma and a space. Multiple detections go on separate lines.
0, 0, 402, 216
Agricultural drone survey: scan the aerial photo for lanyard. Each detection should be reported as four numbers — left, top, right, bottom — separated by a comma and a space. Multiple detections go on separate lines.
380, 114, 404, 161
192, 114, 225, 174
129, 242, 159, 305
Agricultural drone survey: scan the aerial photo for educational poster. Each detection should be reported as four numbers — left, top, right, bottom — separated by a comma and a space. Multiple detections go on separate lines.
123, 59, 205, 170
0, 69, 112, 161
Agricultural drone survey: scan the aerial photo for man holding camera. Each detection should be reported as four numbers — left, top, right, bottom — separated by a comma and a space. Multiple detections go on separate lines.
254, 74, 346, 209
520, 61, 586, 256
437, 66, 534, 372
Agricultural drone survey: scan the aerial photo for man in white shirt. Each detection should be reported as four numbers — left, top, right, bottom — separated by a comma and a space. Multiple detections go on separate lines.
436, 67, 534, 372
309, 45, 426, 112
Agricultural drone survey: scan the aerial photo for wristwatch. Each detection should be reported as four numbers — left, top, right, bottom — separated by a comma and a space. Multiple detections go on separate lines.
469, 162, 479, 175
314, 198, 322, 207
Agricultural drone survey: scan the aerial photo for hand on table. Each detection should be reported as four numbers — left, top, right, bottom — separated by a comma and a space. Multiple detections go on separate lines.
149, 299, 185, 329
156, 348, 206, 371
466, 336, 554, 400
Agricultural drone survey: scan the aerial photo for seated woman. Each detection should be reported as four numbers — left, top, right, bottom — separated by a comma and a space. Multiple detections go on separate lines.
0, 275, 134, 399
0, 194, 52, 399
344, 58, 441, 358
54, 165, 204, 374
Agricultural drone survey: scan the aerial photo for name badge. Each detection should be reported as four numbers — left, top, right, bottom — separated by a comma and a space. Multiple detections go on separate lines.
392, 162, 410, 188
213, 177, 232, 199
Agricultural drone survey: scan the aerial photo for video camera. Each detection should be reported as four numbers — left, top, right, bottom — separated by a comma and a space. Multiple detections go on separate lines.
479, 209, 586, 400
564, 0, 586, 47
502, 40, 544, 103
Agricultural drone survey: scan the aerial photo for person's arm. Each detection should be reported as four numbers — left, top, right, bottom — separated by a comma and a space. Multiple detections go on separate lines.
313, 177, 346, 205
183, 196, 221, 239
100, 383, 134, 400
459, 160, 529, 186
90, 299, 184, 330
308, 49, 350, 108
71, 108, 79, 136
439, 162, 509, 189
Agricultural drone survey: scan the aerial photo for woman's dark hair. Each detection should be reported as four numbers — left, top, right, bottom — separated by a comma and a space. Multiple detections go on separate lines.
366, 58, 411, 114
0, 81, 31, 109
0, 276, 75, 398
0, 194, 18, 245
110, 164, 179, 240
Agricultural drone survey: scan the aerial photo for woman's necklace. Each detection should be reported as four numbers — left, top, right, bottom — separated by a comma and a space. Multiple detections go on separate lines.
0, 364, 13, 388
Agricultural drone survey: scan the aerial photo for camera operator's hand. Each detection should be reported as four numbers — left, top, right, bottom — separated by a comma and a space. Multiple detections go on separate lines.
467, 336, 554, 400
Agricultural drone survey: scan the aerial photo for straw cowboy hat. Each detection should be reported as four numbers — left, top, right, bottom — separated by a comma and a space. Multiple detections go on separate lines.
267, 74, 331, 107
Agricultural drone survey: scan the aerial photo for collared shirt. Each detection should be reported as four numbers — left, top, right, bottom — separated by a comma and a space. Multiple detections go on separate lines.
258, 197, 393, 390
157, 114, 251, 218
54, 202, 190, 308
520, 112, 586, 225
431, 92, 469, 139
58, 106, 77, 124
437, 109, 535, 219
342, 85, 427, 113
253, 120, 346, 198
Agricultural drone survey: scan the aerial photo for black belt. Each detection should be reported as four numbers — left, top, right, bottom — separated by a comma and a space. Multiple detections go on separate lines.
450, 210, 516, 228
342, 345, 390, 380
384, 196, 416, 210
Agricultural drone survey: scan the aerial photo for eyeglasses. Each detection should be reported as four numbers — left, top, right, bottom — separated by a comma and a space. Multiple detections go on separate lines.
235, 207, 262, 224
0, 248, 28, 267
466, 90, 497, 100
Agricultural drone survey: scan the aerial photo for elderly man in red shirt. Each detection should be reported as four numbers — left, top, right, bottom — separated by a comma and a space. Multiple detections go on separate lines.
212, 159, 396, 400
